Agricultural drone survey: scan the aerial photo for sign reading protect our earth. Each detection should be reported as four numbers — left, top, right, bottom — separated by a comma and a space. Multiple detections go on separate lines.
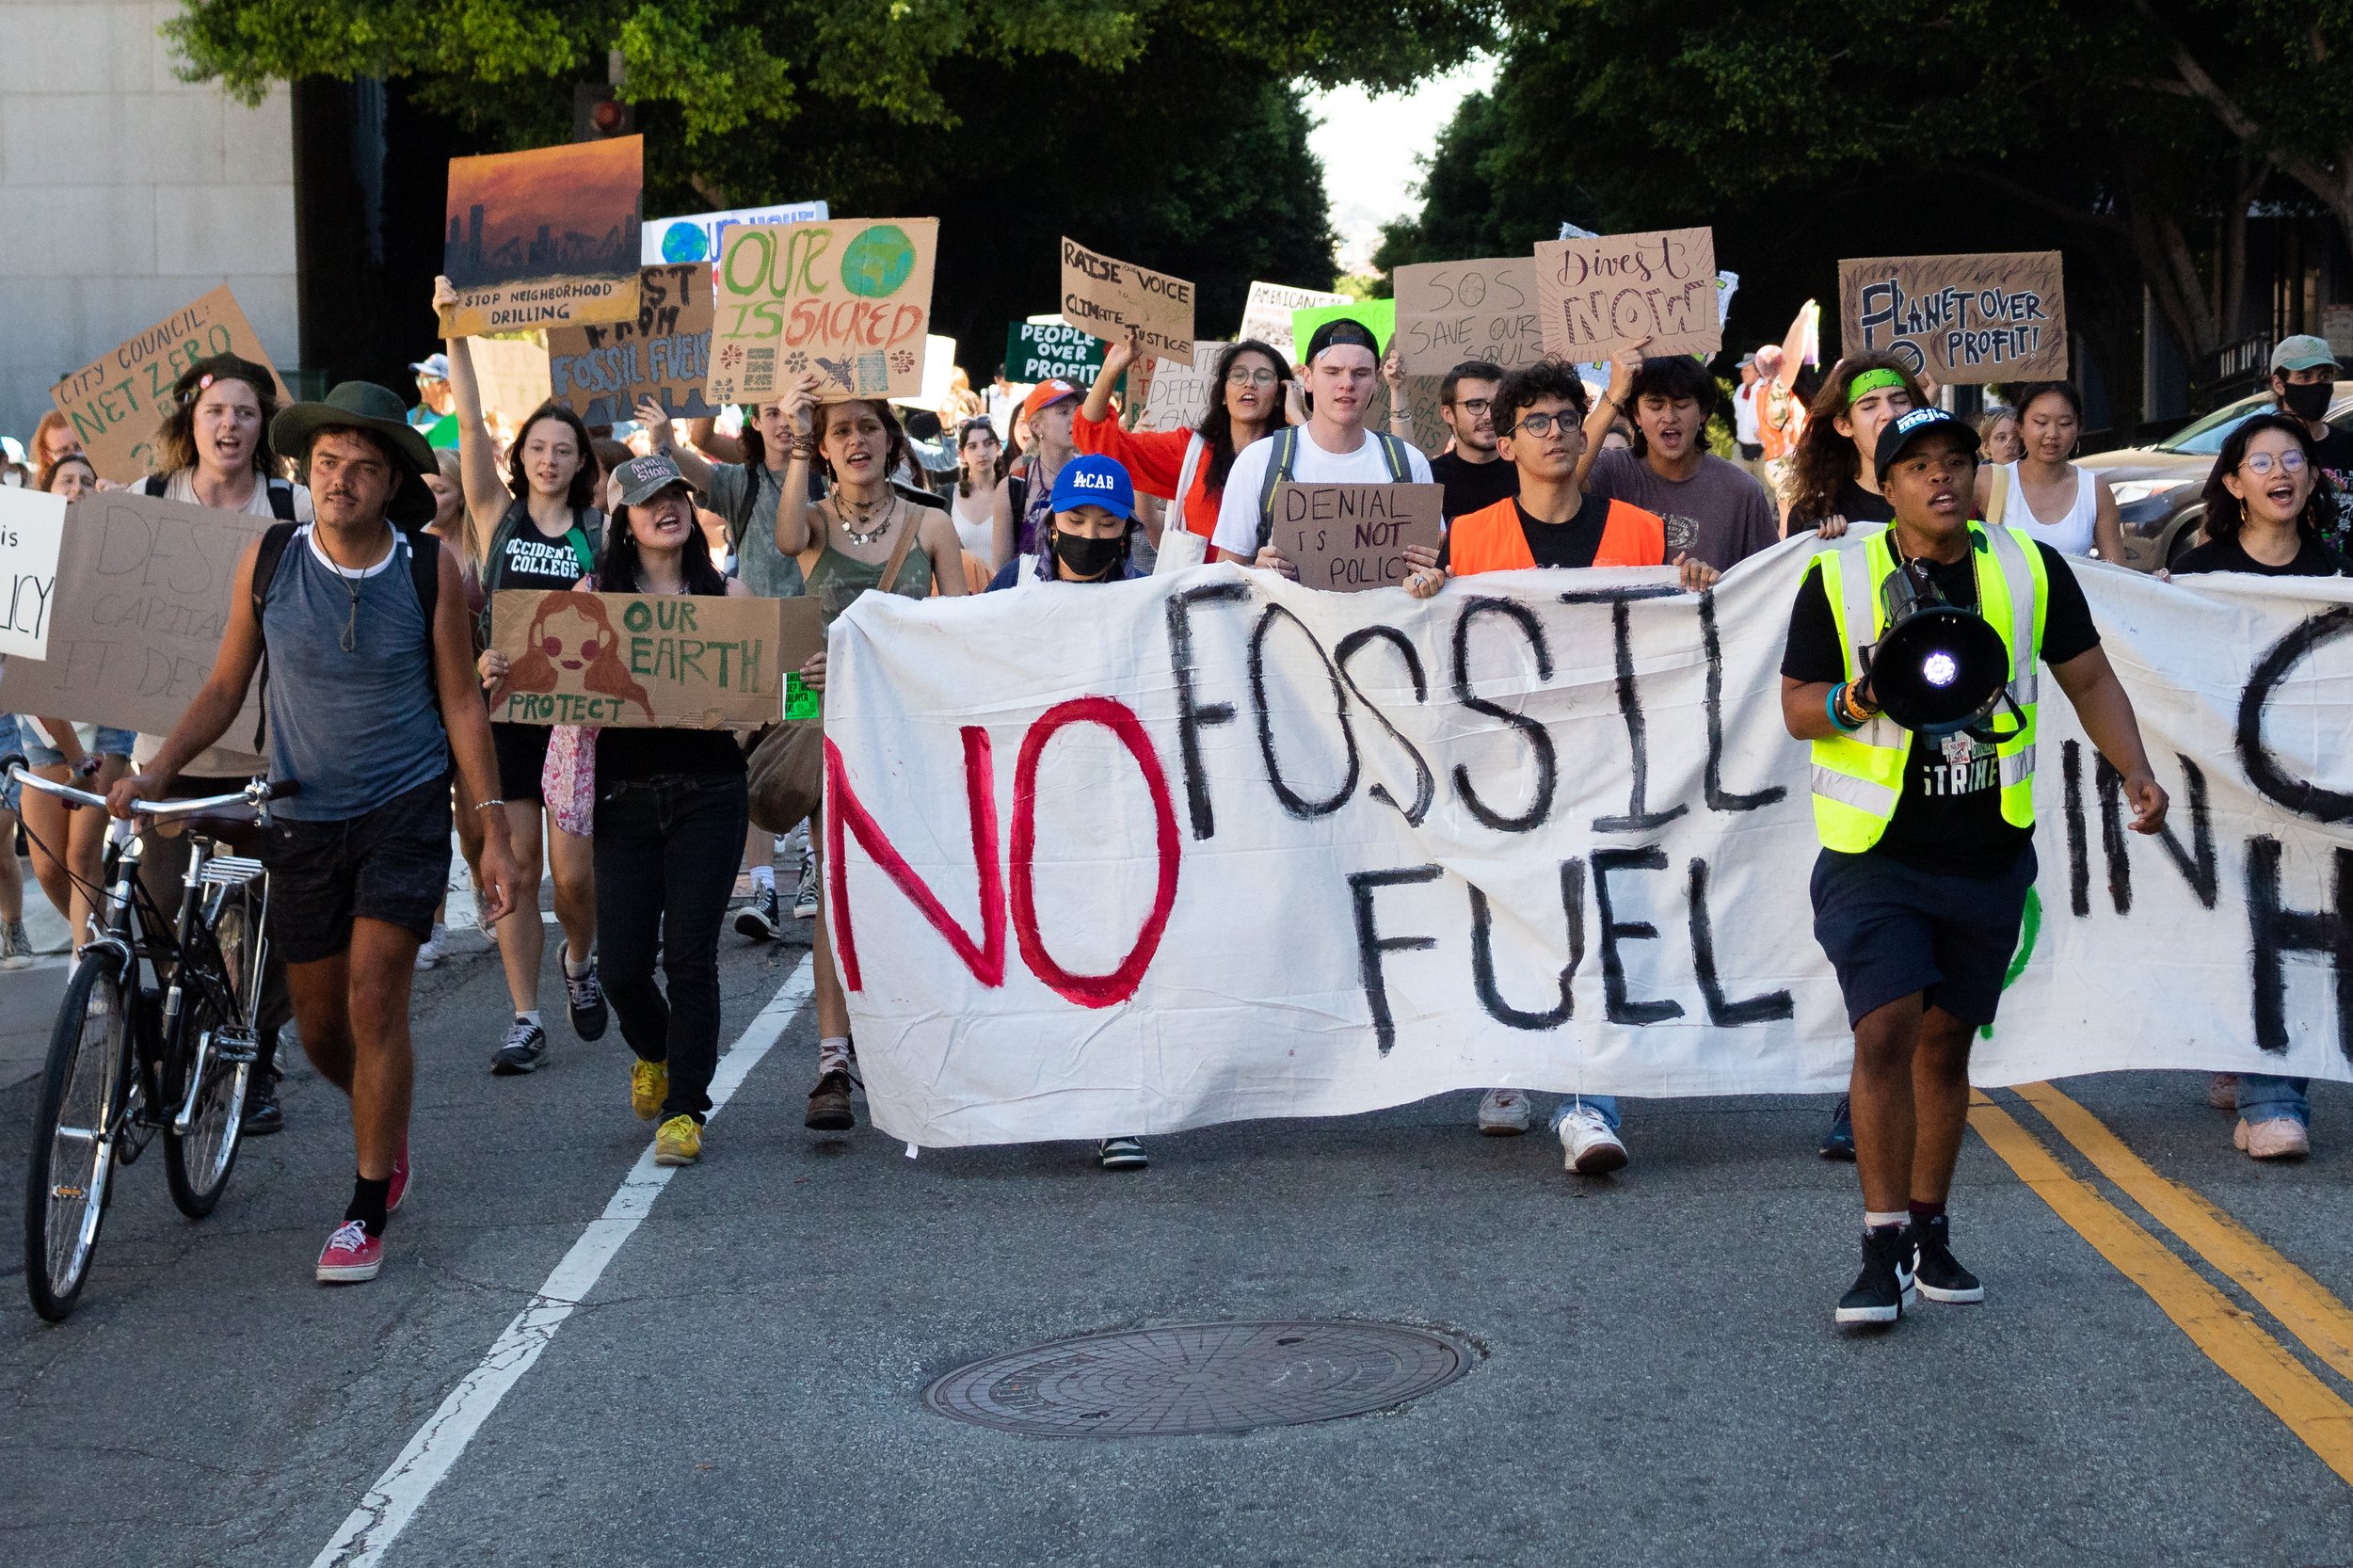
489, 589, 789, 729
707, 217, 938, 405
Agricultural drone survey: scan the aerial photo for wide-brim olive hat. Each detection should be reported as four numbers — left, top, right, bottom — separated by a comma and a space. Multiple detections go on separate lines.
270, 380, 437, 526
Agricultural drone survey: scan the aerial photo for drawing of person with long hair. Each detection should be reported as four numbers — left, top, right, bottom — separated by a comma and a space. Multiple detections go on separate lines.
504, 591, 653, 723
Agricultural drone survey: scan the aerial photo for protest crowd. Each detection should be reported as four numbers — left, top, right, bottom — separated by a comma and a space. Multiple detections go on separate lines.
6, 159, 2347, 1330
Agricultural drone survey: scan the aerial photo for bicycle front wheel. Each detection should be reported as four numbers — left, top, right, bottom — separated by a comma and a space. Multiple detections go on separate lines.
23, 949, 132, 1322
165, 891, 253, 1219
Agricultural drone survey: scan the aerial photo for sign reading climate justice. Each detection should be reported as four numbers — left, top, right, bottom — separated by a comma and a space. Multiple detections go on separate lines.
1837, 251, 2069, 382
708, 217, 938, 404
821, 544, 2353, 1148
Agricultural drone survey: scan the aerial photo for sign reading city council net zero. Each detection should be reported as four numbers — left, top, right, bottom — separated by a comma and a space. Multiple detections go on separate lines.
707, 217, 939, 404
439, 137, 645, 338
51, 286, 294, 481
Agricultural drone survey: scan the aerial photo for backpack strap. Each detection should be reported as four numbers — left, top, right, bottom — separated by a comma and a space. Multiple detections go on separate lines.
407, 531, 444, 723
562, 508, 599, 576
246, 521, 303, 752
142, 474, 168, 498
265, 478, 298, 521
1373, 432, 1411, 483
1254, 426, 1302, 552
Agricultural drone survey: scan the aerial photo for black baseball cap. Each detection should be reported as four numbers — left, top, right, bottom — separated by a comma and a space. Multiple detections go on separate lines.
1873, 406, 1980, 477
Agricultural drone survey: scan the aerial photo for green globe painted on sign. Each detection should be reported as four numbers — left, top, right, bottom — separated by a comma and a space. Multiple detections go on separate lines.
660, 223, 710, 264
840, 225, 917, 297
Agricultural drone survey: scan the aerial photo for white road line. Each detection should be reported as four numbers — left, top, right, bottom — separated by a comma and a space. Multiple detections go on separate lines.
309, 953, 816, 1568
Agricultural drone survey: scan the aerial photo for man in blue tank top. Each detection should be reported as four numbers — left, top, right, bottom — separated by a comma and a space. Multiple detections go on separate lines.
114, 381, 522, 1288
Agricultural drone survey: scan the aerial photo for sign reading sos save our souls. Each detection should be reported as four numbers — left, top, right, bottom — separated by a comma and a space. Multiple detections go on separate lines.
706, 218, 939, 404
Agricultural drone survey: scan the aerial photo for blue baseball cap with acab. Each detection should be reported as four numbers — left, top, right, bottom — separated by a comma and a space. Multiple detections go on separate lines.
1048, 453, 1135, 520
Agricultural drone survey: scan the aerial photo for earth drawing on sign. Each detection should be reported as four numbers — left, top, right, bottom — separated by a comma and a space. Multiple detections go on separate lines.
840, 225, 917, 298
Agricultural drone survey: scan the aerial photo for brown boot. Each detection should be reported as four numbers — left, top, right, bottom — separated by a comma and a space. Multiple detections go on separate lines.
805, 1068, 855, 1131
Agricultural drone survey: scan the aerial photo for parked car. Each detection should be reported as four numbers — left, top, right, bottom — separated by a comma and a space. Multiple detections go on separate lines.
2075, 381, 2353, 571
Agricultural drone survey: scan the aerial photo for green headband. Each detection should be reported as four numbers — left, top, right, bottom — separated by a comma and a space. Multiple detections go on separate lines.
1846, 367, 1906, 405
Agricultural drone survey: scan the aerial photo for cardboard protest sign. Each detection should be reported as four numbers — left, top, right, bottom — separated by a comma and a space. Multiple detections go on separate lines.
548, 263, 717, 424
1268, 481, 1443, 592
1836, 251, 2068, 382
1004, 322, 1106, 387
708, 217, 938, 405
440, 136, 644, 337
1241, 281, 1348, 355
51, 287, 294, 481
643, 200, 828, 265
1135, 342, 1231, 434
0, 488, 69, 660
1394, 258, 1544, 376
490, 589, 786, 729
1058, 238, 1196, 363
469, 336, 552, 424
1291, 298, 1394, 358
1533, 227, 1721, 361
0, 491, 266, 736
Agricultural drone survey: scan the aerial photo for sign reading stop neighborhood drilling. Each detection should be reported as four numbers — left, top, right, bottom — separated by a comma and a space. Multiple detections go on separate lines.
707, 218, 938, 404
50, 286, 295, 482
1836, 251, 2070, 382
548, 263, 716, 423
489, 589, 795, 729
440, 136, 645, 337
1059, 238, 1196, 364
1533, 227, 1721, 361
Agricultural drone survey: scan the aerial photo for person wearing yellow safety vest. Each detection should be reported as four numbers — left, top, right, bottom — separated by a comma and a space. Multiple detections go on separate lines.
1779, 407, 2169, 1329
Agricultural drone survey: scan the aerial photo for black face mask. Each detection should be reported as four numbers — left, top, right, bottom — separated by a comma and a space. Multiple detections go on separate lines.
1051, 527, 1126, 580
2281, 379, 2334, 422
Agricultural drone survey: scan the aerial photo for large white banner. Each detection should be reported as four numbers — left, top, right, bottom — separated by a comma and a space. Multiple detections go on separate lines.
823, 538, 2353, 1147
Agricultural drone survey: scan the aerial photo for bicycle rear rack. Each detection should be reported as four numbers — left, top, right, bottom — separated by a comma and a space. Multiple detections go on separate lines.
199, 856, 264, 888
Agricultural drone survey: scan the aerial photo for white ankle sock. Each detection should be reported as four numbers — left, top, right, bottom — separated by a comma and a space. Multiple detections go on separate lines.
1864, 1209, 1909, 1232
518, 1010, 542, 1029
750, 865, 776, 892
563, 950, 592, 979
817, 1036, 852, 1076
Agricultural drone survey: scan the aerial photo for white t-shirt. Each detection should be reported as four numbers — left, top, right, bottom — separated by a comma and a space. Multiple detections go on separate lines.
1732, 382, 1760, 444
152, 469, 315, 520
1209, 425, 1434, 559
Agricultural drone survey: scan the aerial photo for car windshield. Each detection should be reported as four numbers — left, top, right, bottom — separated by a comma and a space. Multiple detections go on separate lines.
2155, 393, 2274, 456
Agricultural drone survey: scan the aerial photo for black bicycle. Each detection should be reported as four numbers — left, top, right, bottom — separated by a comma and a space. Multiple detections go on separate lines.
10, 760, 296, 1321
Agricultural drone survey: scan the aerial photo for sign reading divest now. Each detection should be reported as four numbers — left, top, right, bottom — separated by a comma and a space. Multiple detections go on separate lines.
52, 287, 294, 481
1269, 482, 1442, 592
1059, 238, 1196, 363
821, 543, 2353, 1148
1534, 227, 1721, 361
1837, 251, 2069, 382
548, 263, 717, 423
490, 589, 787, 728
708, 217, 938, 404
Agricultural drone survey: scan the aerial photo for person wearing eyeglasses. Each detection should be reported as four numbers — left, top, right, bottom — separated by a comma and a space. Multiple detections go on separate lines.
1427, 360, 1515, 521
1075, 337, 1298, 574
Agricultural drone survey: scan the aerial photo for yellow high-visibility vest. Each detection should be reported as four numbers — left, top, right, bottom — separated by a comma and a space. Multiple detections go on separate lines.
1807, 521, 2048, 853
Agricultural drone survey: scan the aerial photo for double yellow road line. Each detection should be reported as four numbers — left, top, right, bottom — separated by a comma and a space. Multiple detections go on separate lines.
1971, 1084, 2353, 1483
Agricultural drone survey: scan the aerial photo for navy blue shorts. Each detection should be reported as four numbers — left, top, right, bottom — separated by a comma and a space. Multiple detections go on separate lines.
262, 777, 451, 964
1809, 844, 2036, 1029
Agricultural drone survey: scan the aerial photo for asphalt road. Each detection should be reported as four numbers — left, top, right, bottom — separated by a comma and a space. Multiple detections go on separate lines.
4, 878, 2351, 1567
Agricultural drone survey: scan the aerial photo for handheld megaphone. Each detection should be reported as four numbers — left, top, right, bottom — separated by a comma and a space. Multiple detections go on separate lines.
1865, 557, 2013, 736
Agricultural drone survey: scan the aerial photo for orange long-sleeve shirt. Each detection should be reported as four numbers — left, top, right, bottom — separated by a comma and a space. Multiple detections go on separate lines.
1072, 410, 1220, 538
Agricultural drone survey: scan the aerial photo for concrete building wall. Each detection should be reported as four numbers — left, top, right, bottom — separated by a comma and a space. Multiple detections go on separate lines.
0, 0, 296, 450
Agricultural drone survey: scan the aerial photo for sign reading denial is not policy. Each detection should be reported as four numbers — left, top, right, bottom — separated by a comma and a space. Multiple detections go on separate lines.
1837, 252, 2068, 382
708, 218, 938, 404
52, 287, 294, 481
1269, 482, 1444, 593
490, 589, 807, 728
1059, 238, 1196, 363
0, 487, 69, 661
1533, 227, 1721, 361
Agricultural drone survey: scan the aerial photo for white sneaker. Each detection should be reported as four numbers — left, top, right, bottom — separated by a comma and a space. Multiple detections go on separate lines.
1477, 1087, 1531, 1136
476, 901, 499, 945
1558, 1104, 1628, 1176
413, 924, 447, 970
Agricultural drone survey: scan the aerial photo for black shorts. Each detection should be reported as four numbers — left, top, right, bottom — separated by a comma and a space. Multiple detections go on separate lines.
1809, 843, 2037, 1029
492, 720, 552, 803
262, 777, 452, 964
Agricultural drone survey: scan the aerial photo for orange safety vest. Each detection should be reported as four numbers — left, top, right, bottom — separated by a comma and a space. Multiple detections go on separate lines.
1447, 496, 1666, 574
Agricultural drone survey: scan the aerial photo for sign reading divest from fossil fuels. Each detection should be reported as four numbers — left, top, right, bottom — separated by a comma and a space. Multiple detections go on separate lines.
707, 217, 938, 404
820, 541, 2353, 1148
547, 263, 716, 423
489, 589, 794, 728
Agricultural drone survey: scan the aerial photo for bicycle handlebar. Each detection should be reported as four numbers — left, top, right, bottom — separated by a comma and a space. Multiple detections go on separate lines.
1, 755, 298, 818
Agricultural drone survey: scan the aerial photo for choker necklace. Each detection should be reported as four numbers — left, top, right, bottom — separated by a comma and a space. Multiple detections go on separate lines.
840, 488, 897, 547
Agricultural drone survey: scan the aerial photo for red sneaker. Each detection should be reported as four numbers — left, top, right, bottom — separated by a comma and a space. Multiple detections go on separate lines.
387, 1144, 410, 1214
315, 1220, 383, 1284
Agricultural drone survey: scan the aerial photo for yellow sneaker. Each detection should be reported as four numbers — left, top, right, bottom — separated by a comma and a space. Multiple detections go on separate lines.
631, 1059, 668, 1121
654, 1114, 702, 1166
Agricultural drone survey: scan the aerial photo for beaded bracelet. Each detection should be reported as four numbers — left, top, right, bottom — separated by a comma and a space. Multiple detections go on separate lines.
1827, 681, 1862, 734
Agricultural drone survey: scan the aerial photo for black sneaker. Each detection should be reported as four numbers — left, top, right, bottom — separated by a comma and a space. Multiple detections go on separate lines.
241, 1067, 284, 1138
492, 1016, 549, 1075
1909, 1214, 1985, 1304
565, 959, 609, 1041
734, 885, 781, 942
1096, 1136, 1148, 1170
792, 854, 820, 920
1819, 1096, 1856, 1160
1834, 1225, 1916, 1326
805, 1068, 856, 1130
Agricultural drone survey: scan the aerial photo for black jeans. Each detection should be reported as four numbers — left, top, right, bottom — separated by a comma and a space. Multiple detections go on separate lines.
593, 771, 748, 1122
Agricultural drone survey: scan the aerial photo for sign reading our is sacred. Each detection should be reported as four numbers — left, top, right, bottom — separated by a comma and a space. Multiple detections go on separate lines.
708, 217, 938, 404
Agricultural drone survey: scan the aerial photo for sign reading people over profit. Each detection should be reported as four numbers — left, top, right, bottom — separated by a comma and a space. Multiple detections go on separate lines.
1004, 322, 1106, 387
440, 136, 645, 337
490, 590, 788, 728
1533, 227, 1721, 361
1241, 281, 1350, 356
1059, 238, 1196, 364
642, 200, 827, 265
51, 287, 294, 481
1394, 259, 1545, 377
548, 263, 717, 424
0, 487, 69, 660
0, 490, 266, 736
1269, 482, 1444, 592
708, 217, 939, 405
1837, 252, 2069, 382
819, 545, 2353, 1148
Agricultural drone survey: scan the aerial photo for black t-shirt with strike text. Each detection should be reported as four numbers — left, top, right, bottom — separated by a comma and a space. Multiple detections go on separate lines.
2306, 424, 2353, 556
2171, 534, 2353, 579
1437, 494, 1641, 571
1431, 449, 1519, 520
1782, 535, 2100, 876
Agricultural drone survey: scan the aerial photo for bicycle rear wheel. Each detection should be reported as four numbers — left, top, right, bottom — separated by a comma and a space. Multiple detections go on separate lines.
165, 890, 253, 1219
23, 949, 132, 1322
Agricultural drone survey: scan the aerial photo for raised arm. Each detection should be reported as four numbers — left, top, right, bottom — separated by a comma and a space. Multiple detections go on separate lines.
771, 373, 824, 559
435, 275, 508, 555
1575, 345, 1642, 491
637, 395, 714, 489
1081, 340, 1132, 425
1384, 351, 1414, 445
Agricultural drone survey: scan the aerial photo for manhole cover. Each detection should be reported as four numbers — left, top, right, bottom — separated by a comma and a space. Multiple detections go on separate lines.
923, 1320, 1471, 1437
